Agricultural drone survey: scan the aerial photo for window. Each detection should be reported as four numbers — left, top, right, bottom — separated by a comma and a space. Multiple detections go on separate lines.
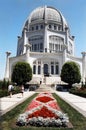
51, 65, 54, 74
40, 43, 43, 50
44, 64, 48, 75
34, 44, 37, 51
36, 25, 38, 30
38, 61, 41, 64
58, 26, 62, 31
38, 44, 39, 50
33, 65, 36, 74
55, 44, 58, 52
54, 25, 57, 30
41, 24, 43, 29
49, 24, 52, 29
38, 65, 41, 74
55, 65, 59, 74
32, 26, 34, 31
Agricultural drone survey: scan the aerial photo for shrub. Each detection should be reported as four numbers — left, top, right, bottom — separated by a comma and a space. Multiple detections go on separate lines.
61, 61, 81, 88
69, 88, 86, 98
11, 62, 32, 85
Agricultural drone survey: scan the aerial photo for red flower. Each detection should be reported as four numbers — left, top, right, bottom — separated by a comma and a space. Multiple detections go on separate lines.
47, 100, 61, 110
26, 100, 41, 111
25, 92, 61, 120
29, 106, 58, 119
36, 96, 54, 103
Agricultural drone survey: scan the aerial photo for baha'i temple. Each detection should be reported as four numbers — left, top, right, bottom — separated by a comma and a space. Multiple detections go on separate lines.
5, 6, 86, 84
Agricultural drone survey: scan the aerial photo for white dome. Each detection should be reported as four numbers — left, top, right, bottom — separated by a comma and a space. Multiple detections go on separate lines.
23, 6, 68, 29
29, 6, 62, 23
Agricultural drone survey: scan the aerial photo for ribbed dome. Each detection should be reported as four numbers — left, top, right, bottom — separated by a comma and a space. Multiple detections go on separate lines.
28, 6, 68, 26
30, 7, 45, 22
23, 6, 68, 31
29, 6, 62, 23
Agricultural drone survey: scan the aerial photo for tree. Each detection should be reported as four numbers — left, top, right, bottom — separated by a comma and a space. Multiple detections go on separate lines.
11, 62, 32, 85
60, 61, 81, 87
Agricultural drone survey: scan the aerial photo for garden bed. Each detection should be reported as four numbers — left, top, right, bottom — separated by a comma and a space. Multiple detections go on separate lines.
1, 93, 86, 130
16, 92, 72, 128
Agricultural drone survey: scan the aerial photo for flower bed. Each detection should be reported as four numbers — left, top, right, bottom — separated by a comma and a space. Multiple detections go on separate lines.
36, 96, 54, 103
17, 92, 69, 127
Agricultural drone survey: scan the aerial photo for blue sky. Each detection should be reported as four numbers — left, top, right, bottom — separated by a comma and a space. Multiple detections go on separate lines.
0, 0, 86, 79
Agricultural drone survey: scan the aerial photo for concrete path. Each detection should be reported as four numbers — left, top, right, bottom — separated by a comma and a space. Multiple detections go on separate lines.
55, 91, 86, 117
0, 91, 35, 116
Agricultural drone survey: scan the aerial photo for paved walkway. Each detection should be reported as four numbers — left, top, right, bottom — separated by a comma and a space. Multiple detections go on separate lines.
0, 88, 86, 118
35, 84, 55, 92
0, 91, 35, 116
55, 91, 86, 117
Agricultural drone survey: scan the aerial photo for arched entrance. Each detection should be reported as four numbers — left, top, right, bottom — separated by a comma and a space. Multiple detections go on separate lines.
44, 64, 49, 76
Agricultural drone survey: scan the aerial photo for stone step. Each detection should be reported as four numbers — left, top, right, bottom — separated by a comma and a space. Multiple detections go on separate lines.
35, 84, 54, 92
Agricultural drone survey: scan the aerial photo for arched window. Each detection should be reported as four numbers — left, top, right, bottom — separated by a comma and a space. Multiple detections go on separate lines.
38, 65, 41, 74
36, 25, 38, 30
41, 24, 43, 29
49, 35, 64, 52
49, 24, 52, 29
51, 65, 54, 74
51, 62, 54, 74
44, 64, 48, 75
54, 25, 57, 30
55, 64, 59, 74
33, 65, 36, 74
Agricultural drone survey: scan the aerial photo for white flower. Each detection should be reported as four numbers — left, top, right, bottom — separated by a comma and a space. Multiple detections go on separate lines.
17, 113, 28, 125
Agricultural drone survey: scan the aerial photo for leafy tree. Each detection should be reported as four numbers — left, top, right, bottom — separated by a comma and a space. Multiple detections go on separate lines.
11, 62, 32, 85
60, 61, 81, 87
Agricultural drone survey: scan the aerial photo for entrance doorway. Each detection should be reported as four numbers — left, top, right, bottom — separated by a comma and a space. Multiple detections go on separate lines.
43, 64, 49, 76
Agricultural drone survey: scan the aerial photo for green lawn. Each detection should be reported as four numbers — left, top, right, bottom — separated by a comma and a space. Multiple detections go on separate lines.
1, 93, 86, 130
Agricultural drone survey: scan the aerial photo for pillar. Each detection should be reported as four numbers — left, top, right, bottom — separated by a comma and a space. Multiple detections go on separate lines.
63, 44, 67, 63
23, 27, 28, 54
24, 43, 31, 62
4, 51, 11, 80
81, 52, 86, 82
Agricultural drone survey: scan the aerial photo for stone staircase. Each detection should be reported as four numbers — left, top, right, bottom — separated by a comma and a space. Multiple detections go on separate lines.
35, 84, 55, 93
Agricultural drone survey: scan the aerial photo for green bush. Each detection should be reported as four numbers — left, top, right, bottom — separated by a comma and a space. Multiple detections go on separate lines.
69, 88, 86, 98
61, 61, 81, 87
0, 89, 8, 97
0, 79, 11, 90
11, 62, 32, 85
0, 80, 3, 89
0, 86, 20, 97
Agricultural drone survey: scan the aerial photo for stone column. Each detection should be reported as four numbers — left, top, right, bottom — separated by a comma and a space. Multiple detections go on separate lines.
23, 27, 28, 54
41, 63, 43, 75
63, 44, 67, 64
81, 52, 86, 82
44, 23, 48, 52
24, 43, 31, 62
4, 51, 11, 80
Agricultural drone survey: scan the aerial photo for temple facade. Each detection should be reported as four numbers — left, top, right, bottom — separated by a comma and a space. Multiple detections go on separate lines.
5, 6, 86, 84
